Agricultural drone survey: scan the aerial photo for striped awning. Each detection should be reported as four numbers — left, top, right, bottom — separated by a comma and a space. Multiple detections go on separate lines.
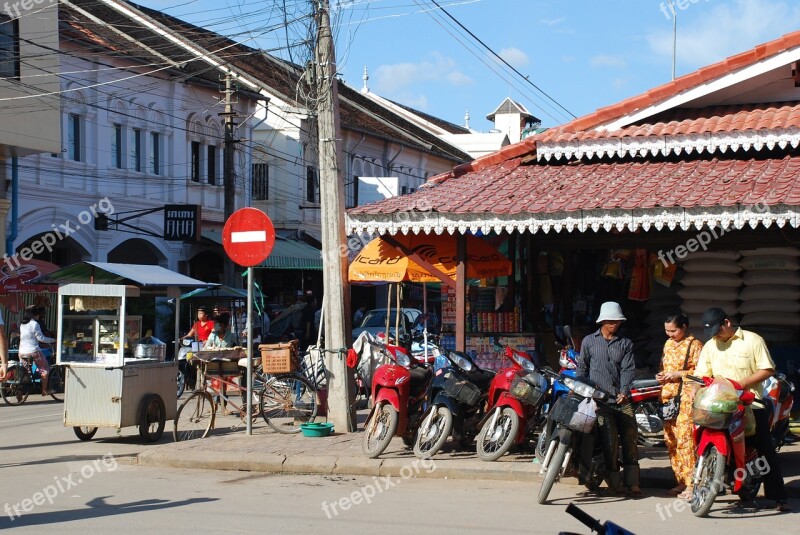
203, 231, 322, 270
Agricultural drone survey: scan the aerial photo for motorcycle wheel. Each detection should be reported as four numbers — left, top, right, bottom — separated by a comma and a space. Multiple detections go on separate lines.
362, 403, 398, 458
413, 406, 452, 459
691, 445, 726, 517
535, 427, 550, 463
537, 438, 569, 505
176, 369, 186, 398
477, 407, 519, 462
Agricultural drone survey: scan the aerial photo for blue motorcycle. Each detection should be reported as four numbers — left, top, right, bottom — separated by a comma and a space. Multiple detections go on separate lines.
535, 327, 579, 461
1, 348, 65, 405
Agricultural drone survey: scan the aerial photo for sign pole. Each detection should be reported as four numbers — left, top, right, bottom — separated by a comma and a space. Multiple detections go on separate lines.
221, 207, 276, 436
246, 267, 254, 435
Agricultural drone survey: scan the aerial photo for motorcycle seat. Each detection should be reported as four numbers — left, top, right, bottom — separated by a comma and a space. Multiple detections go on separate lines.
631, 378, 660, 389
409, 365, 432, 396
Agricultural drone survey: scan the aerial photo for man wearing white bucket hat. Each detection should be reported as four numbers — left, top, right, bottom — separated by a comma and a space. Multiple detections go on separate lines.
576, 301, 641, 497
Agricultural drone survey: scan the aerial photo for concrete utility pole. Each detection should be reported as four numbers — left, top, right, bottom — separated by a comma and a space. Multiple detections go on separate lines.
315, 0, 355, 432
221, 73, 238, 286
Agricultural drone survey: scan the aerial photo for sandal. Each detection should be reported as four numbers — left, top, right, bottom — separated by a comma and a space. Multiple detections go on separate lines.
678, 489, 693, 500
628, 487, 644, 499
668, 485, 686, 496
776, 501, 791, 513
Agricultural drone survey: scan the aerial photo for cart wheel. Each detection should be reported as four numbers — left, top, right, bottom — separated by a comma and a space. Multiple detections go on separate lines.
74, 426, 98, 441
138, 394, 166, 442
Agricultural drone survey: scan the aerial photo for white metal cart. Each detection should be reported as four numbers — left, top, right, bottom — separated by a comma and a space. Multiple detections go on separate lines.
37, 262, 216, 442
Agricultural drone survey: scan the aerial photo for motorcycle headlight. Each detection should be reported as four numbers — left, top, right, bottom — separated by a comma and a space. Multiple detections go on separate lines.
512, 351, 537, 372
449, 351, 474, 372
395, 353, 411, 368
562, 376, 596, 398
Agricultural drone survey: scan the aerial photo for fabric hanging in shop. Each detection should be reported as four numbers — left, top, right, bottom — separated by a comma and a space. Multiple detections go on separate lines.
628, 249, 651, 301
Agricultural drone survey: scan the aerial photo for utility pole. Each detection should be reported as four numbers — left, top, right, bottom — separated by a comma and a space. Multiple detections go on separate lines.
315, 0, 355, 432
221, 72, 238, 286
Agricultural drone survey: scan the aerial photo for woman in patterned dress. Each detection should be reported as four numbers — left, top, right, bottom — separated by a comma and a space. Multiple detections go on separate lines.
656, 312, 703, 500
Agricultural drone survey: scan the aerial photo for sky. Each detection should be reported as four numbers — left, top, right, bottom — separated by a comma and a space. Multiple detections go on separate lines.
136, 0, 800, 132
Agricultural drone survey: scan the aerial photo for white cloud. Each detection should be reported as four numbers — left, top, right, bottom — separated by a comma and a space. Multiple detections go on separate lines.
590, 55, 627, 69
540, 17, 566, 26
498, 47, 530, 68
372, 53, 474, 94
647, 0, 800, 68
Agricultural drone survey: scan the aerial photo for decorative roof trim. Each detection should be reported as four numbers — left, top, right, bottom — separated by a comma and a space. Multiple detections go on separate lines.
537, 129, 800, 161
346, 204, 800, 236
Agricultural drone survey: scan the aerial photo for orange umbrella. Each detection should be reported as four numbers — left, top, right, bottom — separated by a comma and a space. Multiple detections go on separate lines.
348, 234, 511, 283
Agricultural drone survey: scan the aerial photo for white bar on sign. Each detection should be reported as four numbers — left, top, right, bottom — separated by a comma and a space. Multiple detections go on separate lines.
231, 230, 267, 243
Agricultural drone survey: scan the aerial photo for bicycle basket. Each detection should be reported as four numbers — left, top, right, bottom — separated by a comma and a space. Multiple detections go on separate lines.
551, 395, 597, 433
443, 373, 482, 406
259, 341, 299, 374
510, 373, 545, 406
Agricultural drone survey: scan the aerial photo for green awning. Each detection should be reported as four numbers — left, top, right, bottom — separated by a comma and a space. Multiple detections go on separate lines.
260, 236, 322, 270
202, 231, 322, 270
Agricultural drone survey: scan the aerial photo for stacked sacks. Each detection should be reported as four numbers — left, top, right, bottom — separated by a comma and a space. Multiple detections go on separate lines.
676, 251, 741, 340
738, 247, 800, 343
640, 280, 683, 371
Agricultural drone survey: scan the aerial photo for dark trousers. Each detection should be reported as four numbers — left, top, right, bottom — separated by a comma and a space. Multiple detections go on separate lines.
595, 402, 640, 488
747, 408, 787, 501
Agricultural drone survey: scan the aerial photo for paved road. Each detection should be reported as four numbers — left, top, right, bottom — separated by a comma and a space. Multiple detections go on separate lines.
1, 399, 797, 534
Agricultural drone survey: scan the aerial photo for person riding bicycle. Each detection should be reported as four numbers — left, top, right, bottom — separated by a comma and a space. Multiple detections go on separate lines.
0, 312, 8, 382
19, 305, 55, 396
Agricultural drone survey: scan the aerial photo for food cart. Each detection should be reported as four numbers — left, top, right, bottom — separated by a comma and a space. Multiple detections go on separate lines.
41, 262, 215, 442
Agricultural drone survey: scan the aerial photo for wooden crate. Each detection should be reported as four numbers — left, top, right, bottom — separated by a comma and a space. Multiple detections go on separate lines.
259, 341, 299, 374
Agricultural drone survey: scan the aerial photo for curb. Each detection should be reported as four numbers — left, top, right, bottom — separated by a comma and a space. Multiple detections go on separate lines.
137, 449, 672, 488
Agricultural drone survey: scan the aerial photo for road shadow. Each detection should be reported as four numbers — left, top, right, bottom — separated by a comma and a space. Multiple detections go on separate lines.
0, 453, 139, 470
0, 496, 218, 528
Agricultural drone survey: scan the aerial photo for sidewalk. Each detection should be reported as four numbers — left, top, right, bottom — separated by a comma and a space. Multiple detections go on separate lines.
137, 412, 800, 497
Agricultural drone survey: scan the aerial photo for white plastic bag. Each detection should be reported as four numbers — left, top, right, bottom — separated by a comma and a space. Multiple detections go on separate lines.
570, 398, 598, 433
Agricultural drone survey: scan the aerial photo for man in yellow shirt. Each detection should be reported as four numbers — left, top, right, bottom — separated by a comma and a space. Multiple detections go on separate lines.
694, 307, 789, 512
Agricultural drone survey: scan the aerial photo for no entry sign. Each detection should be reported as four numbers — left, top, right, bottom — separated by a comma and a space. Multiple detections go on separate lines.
222, 208, 276, 267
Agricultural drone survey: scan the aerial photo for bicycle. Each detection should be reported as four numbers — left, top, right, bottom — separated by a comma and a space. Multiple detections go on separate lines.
173, 348, 318, 440
1, 349, 65, 405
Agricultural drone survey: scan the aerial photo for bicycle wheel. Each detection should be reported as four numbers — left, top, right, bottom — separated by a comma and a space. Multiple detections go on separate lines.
173, 391, 215, 441
49, 365, 66, 402
1, 364, 30, 405
259, 374, 317, 433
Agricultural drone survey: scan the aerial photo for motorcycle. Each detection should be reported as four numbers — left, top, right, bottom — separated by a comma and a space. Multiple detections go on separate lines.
687, 375, 767, 517
536, 370, 614, 504
535, 328, 579, 462
558, 503, 636, 535
362, 340, 433, 458
413, 349, 495, 458
475, 343, 548, 461
174, 338, 199, 397
762, 373, 794, 450
630, 377, 663, 446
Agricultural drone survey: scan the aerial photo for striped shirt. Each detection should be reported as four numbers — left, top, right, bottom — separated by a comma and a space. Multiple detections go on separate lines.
576, 329, 636, 398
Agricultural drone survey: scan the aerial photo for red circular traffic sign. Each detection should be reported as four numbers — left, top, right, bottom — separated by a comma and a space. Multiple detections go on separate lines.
222, 208, 276, 267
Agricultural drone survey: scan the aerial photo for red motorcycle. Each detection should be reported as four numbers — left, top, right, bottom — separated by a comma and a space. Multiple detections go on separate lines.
475, 345, 548, 461
687, 375, 767, 517
362, 341, 433, 458
762, 373, 795, 450
630, 377, 663, 446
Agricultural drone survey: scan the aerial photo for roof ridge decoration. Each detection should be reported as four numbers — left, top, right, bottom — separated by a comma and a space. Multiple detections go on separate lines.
535, 30, 800, 142
347, 204, 800, 236
538, 128, 800, 161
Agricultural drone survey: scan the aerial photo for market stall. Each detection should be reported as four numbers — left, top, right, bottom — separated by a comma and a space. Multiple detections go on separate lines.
35, 262, 215, 442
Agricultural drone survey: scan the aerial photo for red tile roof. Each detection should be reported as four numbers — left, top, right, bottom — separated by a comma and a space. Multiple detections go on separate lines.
536, 30, 800, 143
348, 155, 800, 216
538, 102, 800, 144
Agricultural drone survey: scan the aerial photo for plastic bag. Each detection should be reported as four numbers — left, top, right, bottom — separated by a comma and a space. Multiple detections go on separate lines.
694, 377, 739, 413
569, 398, 598, 433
